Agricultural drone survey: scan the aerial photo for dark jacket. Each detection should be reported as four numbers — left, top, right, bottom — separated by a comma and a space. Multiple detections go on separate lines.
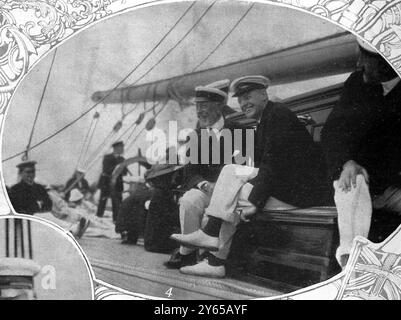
248, 101, 330, 208
321, 71, 401, 195
183, 118, 249, 190
8, 181, 52, 215
97, 153, 127, 193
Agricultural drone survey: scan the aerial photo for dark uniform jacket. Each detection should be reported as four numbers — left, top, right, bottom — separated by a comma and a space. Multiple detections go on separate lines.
321, 71, 401, 195
184, 118, 249, 190
8, 181, 52, 215
248, 101, 330, 209
97, 153, 127, 194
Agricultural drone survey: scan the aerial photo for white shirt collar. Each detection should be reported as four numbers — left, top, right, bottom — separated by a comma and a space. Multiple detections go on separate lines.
207, 116, 224, 131
382, 77, 400, 96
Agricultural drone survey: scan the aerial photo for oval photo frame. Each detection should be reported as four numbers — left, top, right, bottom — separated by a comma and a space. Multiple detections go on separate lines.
0, 0, 400, 300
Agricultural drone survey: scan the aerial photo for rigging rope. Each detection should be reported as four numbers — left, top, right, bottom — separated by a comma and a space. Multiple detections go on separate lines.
192, 2, 254, 71
96, 0, 220, 157
68, 0, 227, 185
126, 0, 218, 88
3, 1, 198, 163
121, 0, 249, 155
23, 48, 58, 160
78, 0, 248, 173
126, 97, 170, 152
83, 120, 122, 169
75, 110, 100, 170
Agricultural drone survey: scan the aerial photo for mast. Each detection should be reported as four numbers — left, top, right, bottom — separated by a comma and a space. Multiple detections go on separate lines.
91, 33, 358, 105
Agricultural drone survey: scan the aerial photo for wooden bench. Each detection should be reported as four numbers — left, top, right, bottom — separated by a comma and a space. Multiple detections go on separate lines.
240, 206, 340, 291
229, 205, 401, 292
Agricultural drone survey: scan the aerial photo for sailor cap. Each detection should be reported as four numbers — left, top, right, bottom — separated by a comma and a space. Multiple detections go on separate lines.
230, 75, 271, 97
194, 86, 227, 103
205, 79, 230, 94
356, 36, 378, 55
112, 141, 124, 148
0, 258, 41, 277
69, 189, 84, 202
16, 160, 37, 170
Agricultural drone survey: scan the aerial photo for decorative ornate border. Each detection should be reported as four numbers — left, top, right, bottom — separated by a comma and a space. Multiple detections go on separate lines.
0, 0, 400, 300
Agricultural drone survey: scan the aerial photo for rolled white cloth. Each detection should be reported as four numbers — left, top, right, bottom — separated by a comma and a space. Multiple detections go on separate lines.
334, 174, 372, 264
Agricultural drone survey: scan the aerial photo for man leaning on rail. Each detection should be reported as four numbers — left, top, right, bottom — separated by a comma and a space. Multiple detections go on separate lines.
321, 37, 401, 268
170, 75, 330, 278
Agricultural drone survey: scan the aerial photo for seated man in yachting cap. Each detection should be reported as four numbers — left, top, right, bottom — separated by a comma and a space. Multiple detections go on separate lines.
321, 36, 401, 268
8, 160, 52, 215
164, 79, 248, 269
0, 257, 41, 300
171, 75, 330, 278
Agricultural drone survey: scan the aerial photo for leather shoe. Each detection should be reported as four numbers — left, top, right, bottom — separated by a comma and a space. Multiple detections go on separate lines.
75, 217, 90, 239
180, 260, 225, 278
163, 249, 197, 269
170, 230, 219, 251
121, 231, 138, 245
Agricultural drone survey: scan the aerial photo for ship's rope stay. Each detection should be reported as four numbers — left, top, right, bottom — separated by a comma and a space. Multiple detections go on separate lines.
4, 0, 256, 193
2, 0, 199, 162
22, 48, 58, 161
75, 109, 100, 171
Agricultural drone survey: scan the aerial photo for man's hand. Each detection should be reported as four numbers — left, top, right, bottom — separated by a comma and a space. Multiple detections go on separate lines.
238, 205, 257, 222
338, 160, 369, 192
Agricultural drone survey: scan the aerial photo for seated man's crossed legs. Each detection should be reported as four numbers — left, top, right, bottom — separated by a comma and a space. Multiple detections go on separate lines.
170, 164, 294, 278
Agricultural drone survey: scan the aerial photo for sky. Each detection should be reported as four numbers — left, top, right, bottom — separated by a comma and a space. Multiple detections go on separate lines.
2, 1, 352, 186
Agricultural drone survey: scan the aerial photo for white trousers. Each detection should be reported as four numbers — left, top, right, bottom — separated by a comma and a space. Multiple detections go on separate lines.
205, 164, 294, 259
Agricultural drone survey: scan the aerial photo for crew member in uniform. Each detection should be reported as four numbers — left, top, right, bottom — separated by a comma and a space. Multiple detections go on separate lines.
171, 75, 330, 278
96, 141, 128, 221
8, 160, 52, 215
321, 37, 401, 267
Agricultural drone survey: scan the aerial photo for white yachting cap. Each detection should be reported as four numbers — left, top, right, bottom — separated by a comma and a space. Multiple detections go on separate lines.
69, 188, 84, 202
194, 86, 227, 102
356, 36, 378, 54
0, 258, 41, 277
230, 75, 271, 97
206, 79, 230, 93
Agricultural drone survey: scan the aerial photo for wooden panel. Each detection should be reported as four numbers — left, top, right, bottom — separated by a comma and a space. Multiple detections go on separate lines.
247, 253, 326, 289
253, 221, 337, 258
242, 208, 340, 289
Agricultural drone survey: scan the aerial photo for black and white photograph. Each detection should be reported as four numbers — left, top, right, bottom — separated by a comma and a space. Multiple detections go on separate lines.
1, 0, 401, 300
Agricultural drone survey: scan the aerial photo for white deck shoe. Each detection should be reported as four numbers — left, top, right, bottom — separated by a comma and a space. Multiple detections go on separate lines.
170, 230, 219, 251
180, 260, 226, 278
